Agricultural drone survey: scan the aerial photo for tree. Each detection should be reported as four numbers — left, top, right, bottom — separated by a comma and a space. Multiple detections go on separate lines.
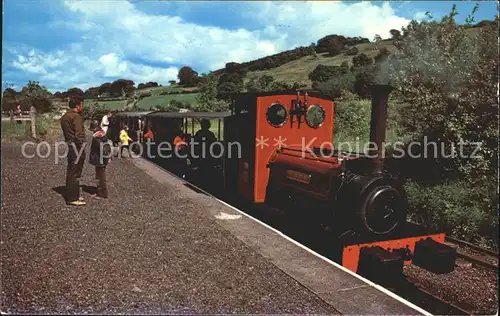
19, 81, 54, 113
345, 46, 359, 56
308, 64, 342, 84
310, 42, 318, 59
373, 34, 382, 42
388, 6, 499, 182
168, 80, 176, 86
66, 87, 85, 100
316, 72, 356, 99
137, 82, 158, 90
217, 71, 244, 97
316, 34, 348, 55
386, 5, 499, 245
351, 53, 373, 70
353, 66, 376, 98
109, 79, 135, 97
3, 88, 17, 99
178, 66, 199, 86
389, 29, 401, 39
374, 47, 391, 64
195, 73, 229, 112
340, 61, 350, 74
85, 87, 100, 98
98, 82, 112, 96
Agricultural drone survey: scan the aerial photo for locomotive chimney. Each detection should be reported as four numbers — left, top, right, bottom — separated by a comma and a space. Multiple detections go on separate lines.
369, 84, 393, 175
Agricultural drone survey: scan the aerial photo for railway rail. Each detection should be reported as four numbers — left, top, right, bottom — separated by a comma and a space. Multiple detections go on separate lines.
394, 276, 471, 315
445, 236, 498, 271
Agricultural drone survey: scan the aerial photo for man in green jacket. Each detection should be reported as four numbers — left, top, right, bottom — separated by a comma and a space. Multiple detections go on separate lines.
60, 96, 87, 206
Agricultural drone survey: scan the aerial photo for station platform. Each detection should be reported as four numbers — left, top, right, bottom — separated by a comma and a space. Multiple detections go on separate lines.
1, 144, 428, 314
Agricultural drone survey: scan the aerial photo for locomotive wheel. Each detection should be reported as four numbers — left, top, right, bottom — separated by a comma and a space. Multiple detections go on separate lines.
357, 183, 407, 236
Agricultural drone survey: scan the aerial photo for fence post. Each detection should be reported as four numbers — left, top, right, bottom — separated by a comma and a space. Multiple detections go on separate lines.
30, 106, 37, 139
9, 110, 14, 127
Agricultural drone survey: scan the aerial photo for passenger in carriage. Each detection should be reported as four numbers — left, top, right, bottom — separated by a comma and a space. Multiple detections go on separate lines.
193, 119, 218, 172
143, 124, 156, 159
144, 125, 154, 142
194, 119, 217, 144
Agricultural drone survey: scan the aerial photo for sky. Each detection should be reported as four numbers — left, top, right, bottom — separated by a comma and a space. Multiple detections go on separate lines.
2, 0, 498, 93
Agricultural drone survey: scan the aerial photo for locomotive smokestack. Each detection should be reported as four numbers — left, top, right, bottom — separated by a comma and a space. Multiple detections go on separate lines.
369, 84, 393, 175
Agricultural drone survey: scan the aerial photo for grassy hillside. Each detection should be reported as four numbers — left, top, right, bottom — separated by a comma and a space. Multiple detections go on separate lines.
245, 39, 396, 87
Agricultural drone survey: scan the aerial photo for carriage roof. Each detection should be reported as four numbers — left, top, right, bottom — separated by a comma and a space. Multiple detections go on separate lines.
112, 111, 152, 118
145, 111, 232, 119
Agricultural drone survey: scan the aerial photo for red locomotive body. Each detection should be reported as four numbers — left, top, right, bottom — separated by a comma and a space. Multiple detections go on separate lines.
224, 92, 334, 203
222, 88, 456, 278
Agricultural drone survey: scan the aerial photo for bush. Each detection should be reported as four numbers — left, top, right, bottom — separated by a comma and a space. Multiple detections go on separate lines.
81, 101, 107, 121
405, 180, 498, 248
316, 72, 356, 99
351, 53, 373, 70
374, 47, 391, 64
316, 34, 368, 54
309, 64, 342, 83
345, 46, 359, 56
178, 66, 199, 86
388, 6, 499, 181
353, 66, 376, 98
214, 45, 315, 75
334, 98, 371, 142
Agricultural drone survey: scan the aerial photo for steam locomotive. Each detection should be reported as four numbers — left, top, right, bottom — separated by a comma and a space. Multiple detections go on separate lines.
110, 86, 457, 281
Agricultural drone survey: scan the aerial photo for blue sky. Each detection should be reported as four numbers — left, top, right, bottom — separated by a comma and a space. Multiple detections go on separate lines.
2, 1, 498, 92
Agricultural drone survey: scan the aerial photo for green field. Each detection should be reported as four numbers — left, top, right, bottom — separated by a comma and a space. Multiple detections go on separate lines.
91, 93, 199, 110
137, 93, 199, 109
138, 84, 199, 96
95, 100, 127, 109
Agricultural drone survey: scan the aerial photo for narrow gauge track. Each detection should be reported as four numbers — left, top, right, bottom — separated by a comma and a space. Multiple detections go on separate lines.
445, 236, 498, 271
388, 277, 470, 315
147, 158, 477, 315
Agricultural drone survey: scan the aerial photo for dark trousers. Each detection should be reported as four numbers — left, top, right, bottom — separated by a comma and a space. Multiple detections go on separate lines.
120, 144, 130, 157
95, 167, 108, 198
66, 146, 85, 203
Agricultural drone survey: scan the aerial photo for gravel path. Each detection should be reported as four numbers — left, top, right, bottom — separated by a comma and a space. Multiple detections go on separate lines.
404, 259, 498, 314
1, 144, 338, 314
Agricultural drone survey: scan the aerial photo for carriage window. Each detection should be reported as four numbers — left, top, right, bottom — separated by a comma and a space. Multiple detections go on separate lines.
306, 104, 325, 128
266, 103, 287, 127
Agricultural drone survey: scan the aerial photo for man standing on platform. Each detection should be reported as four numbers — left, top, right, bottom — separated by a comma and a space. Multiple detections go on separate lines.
60, 96, 87, 206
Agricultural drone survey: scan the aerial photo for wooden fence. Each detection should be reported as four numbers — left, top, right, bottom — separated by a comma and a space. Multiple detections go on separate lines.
6, 107, 37, 138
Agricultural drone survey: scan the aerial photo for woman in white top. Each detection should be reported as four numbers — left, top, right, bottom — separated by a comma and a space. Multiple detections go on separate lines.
100, 111, 112, 133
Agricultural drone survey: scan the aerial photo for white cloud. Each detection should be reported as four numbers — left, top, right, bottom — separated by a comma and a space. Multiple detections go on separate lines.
59, 0, 410, 70
6, 1, 411, 91
413, 11, 428, 21
11, 48, 178, 92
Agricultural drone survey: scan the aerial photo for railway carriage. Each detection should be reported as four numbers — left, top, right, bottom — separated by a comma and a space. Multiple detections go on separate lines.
108, 111, 152, 145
